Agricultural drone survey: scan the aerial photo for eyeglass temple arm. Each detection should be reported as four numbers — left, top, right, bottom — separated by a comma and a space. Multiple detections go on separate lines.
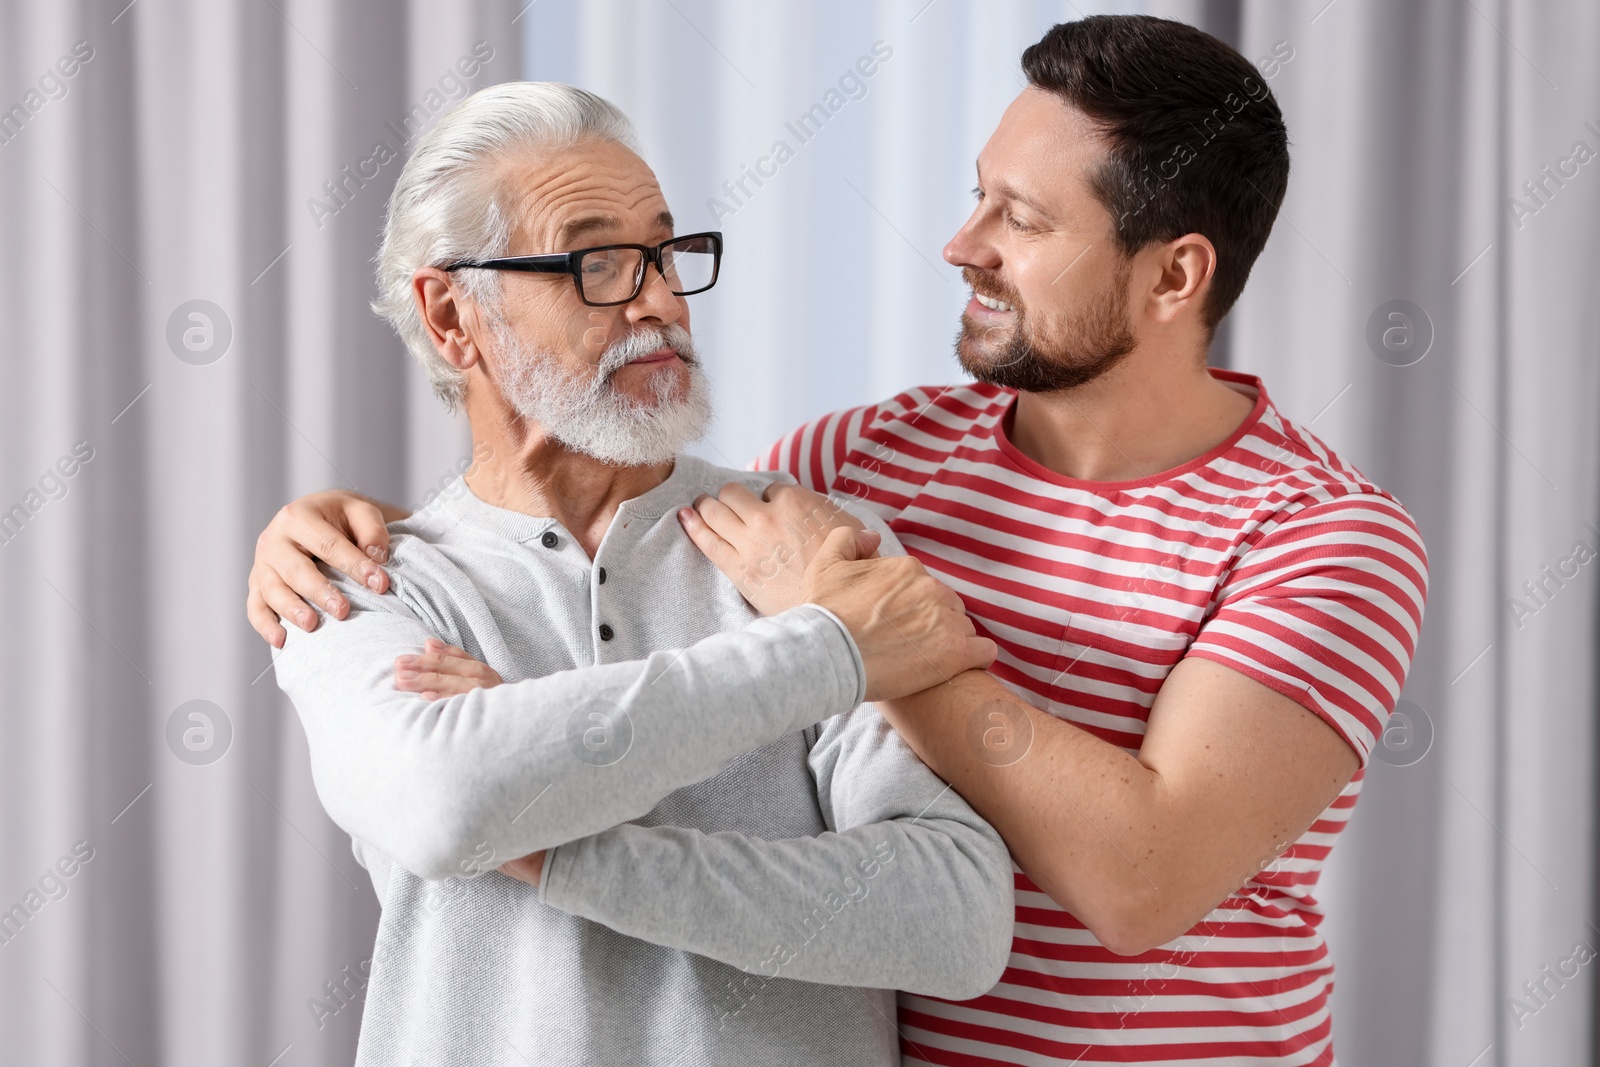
444, 254, 573, 274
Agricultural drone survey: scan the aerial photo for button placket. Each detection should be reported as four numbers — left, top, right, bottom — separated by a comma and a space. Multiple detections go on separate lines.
593, 551, 611, 647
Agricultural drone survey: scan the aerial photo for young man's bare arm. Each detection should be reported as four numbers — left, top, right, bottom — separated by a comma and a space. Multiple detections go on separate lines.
871, 659, 1356, 954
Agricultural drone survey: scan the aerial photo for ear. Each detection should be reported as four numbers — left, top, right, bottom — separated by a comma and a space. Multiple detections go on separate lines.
413, 267, 487, 373
1145, 233, 1216, 326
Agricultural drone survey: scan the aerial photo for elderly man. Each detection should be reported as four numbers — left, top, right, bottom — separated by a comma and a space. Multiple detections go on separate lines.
267, 81, 1012, 1067
256, 16, 1429, 1067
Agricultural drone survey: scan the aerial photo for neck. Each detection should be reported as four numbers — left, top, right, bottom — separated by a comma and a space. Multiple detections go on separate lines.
462, 394, 672, 558
1006, 345, 1255, 483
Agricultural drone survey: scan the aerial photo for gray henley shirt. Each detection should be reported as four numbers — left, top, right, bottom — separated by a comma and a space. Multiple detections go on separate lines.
272, 453, 1013, 1067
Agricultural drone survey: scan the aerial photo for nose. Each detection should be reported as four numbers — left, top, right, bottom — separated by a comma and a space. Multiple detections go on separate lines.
625, 259, 686, 329
944, 208, 1001, 271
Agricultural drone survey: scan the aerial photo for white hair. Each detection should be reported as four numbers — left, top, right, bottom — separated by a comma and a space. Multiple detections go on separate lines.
372, 82, 638, 411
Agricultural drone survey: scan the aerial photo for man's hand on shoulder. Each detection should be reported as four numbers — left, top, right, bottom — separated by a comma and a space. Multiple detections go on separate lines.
679, 483, 995, 702
678, 481, 865, 615
247, 490, 408, 647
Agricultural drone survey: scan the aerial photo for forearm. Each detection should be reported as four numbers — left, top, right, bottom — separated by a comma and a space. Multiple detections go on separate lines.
278, 606, 865, 881
879, 672, 1219, 953
540, 816, 1012, 999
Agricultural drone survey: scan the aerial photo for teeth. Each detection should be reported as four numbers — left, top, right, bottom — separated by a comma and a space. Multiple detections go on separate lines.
974, 292, 1014, 312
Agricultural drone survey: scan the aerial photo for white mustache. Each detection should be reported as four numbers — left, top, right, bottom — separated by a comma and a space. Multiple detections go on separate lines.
598, 325, 698, 378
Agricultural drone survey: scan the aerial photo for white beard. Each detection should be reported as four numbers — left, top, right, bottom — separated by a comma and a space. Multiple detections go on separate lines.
494, 318, 714, 467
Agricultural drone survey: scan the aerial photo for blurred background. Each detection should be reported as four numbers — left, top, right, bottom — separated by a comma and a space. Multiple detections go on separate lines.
0, 0, 1595, 1064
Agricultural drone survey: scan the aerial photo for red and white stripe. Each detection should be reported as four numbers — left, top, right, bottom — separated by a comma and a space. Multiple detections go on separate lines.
755, 371, 1428, 1065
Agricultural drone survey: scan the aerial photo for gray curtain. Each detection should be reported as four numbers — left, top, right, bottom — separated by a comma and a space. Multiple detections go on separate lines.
0, 2, 514, 1064
1228, 3, 1599, 1065
0, 2, 1592, 1065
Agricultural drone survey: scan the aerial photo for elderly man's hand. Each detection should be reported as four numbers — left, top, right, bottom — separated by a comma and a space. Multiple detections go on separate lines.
679, 482, 865, 615
679, 484, 996, 702
498, 851, 548, 889
394, 637, 504, 699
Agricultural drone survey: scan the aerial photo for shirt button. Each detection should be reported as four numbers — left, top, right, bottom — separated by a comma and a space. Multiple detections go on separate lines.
597, 567, 607, 584
598, 623, 615, 641
540, 531, 558, 549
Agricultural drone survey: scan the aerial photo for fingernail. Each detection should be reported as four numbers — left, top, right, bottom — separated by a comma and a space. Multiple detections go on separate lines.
299, 611, 313, 627
367, 545, 387, 563
366, 571, 384, 592
326, 595, 342, 614
396, 655, 416, 666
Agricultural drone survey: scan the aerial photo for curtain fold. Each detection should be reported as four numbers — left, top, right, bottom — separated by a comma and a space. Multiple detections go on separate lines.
1, 2, 517, 1064
1233, 3, 1599, 1065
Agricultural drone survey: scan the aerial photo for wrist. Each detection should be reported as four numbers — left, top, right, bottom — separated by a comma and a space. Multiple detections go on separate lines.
880, 669, 1006, 763
785, 603, 867, 709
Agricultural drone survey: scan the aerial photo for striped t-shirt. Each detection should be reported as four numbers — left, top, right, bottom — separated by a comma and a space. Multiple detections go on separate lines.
754, 369, 1428, 1066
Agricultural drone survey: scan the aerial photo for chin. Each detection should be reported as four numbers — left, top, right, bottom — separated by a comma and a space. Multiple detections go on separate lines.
955, 328, 1013, 379
621, 363, 691, 407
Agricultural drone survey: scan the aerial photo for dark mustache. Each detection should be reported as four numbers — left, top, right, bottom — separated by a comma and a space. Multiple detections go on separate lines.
961, 267, 1022, 309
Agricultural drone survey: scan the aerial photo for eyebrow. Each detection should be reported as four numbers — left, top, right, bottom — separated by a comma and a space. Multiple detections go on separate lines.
558, 210, 676, 247
975, 160, 1055, 221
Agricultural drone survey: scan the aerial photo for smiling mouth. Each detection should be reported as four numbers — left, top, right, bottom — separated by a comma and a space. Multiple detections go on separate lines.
971, 291, 1016, 313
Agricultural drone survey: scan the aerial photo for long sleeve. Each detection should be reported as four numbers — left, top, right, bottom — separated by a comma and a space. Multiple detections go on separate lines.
537, 704, 1015, 1001
273, 570, 865, 882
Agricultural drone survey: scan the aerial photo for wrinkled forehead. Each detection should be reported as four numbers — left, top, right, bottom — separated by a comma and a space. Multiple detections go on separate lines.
498, 139, 675, 252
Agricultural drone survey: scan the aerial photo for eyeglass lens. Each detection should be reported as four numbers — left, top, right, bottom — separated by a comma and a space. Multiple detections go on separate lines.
576, 236, 717, 303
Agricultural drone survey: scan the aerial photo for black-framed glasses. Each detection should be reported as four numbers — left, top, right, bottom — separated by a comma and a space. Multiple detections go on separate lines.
445, 231, 723, 307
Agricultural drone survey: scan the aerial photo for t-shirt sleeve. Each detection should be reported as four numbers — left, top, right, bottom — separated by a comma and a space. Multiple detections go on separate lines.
1184, 492, 1429, 766
749, 401, 888, 489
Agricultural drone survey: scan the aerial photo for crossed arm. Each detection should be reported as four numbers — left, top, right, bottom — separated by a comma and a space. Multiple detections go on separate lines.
421, 640, 1013, 995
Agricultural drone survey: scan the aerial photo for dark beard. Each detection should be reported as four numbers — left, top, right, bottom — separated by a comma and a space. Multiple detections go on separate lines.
956, 260, 1136, 393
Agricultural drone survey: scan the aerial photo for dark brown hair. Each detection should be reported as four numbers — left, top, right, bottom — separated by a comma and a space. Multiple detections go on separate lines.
1022, 16, 1290, 331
